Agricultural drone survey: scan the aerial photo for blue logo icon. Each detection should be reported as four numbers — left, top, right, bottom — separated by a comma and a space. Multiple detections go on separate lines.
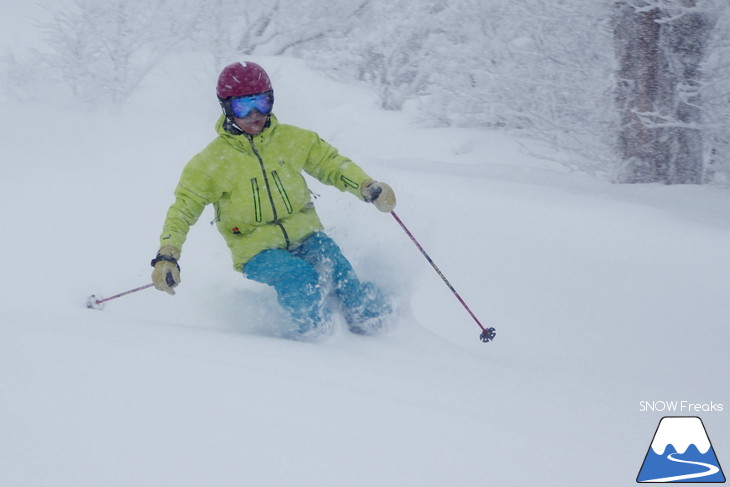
637, 416, 725, 483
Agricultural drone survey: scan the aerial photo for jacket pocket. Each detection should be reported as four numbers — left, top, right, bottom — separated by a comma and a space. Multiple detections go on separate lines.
271, 170, 293, 214
251, 177, 262, 222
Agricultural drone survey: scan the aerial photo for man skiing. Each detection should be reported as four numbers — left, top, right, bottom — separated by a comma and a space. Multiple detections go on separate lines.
151, 61, 396, 338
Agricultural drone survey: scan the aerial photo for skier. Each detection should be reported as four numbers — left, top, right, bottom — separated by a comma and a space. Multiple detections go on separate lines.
150, 61, 396, 338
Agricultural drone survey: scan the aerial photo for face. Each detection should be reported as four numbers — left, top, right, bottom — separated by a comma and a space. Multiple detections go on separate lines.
233, 110, 269, 135
228, 92, 274, 135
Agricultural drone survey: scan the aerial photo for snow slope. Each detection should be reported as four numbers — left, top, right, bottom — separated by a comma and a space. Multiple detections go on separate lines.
1, 54, 729, 486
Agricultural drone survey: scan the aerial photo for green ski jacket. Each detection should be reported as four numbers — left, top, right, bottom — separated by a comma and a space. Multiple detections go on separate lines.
160, 114, 372, 271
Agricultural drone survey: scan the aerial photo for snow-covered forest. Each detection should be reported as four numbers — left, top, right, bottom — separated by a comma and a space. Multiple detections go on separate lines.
3, 0, 730, 183
2, 2, 730, 486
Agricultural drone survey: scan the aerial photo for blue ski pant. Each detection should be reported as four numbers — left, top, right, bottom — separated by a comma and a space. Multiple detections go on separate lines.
243, 232, 385, 332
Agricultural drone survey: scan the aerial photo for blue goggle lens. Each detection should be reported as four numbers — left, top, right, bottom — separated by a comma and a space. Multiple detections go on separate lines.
230, 92, 274, 118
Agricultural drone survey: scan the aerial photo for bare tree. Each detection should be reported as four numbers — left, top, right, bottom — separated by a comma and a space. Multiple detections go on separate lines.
190, 0, 371, 70
41, 0, 181, 106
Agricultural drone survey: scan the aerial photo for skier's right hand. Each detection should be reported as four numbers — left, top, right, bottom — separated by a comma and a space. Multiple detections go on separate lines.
151, 245, 181, 295
361, 179, 396, 213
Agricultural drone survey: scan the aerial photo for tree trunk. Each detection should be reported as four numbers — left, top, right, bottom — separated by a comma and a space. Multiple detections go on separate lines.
614, 0, 712, 184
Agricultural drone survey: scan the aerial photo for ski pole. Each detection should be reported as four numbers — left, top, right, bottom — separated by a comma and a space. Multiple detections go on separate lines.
390, 211, 496, 343
86, 283, 154, 310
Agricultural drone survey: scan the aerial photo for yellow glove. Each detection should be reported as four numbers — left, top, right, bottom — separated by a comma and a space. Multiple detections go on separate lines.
361, 179, 396, 212
151, 245, 181, 295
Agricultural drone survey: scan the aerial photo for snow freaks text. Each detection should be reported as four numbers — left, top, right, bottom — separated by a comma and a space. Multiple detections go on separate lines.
639, 401, 724, 413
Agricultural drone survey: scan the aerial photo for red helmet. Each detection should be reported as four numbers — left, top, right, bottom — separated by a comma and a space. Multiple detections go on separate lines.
216, 61, 273, 99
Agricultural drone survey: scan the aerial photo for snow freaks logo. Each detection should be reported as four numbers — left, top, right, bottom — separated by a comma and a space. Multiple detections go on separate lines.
637, 416, 726, 483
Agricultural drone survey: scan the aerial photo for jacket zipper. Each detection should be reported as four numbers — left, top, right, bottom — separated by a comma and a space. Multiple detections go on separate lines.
210, 202, 221, 225
247, 136, 291, 249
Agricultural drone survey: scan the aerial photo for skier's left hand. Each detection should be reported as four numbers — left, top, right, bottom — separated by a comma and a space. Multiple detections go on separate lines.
361, 180, 396, 212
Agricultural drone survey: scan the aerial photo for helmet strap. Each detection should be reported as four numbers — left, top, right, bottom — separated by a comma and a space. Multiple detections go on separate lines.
223, 116, 245, 135
218, 98, 243, 135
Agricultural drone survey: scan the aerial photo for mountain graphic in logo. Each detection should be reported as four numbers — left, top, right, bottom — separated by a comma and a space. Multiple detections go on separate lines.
637, 416, 725, 483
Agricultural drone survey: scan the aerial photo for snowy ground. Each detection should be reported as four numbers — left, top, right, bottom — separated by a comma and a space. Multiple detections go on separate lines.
1, 54, 729, 486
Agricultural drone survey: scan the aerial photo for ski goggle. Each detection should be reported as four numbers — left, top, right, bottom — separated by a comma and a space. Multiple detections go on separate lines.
229, 92, 274, 118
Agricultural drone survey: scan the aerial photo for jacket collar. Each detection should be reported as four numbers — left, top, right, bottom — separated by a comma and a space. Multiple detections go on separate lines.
216, 113, 278, 141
